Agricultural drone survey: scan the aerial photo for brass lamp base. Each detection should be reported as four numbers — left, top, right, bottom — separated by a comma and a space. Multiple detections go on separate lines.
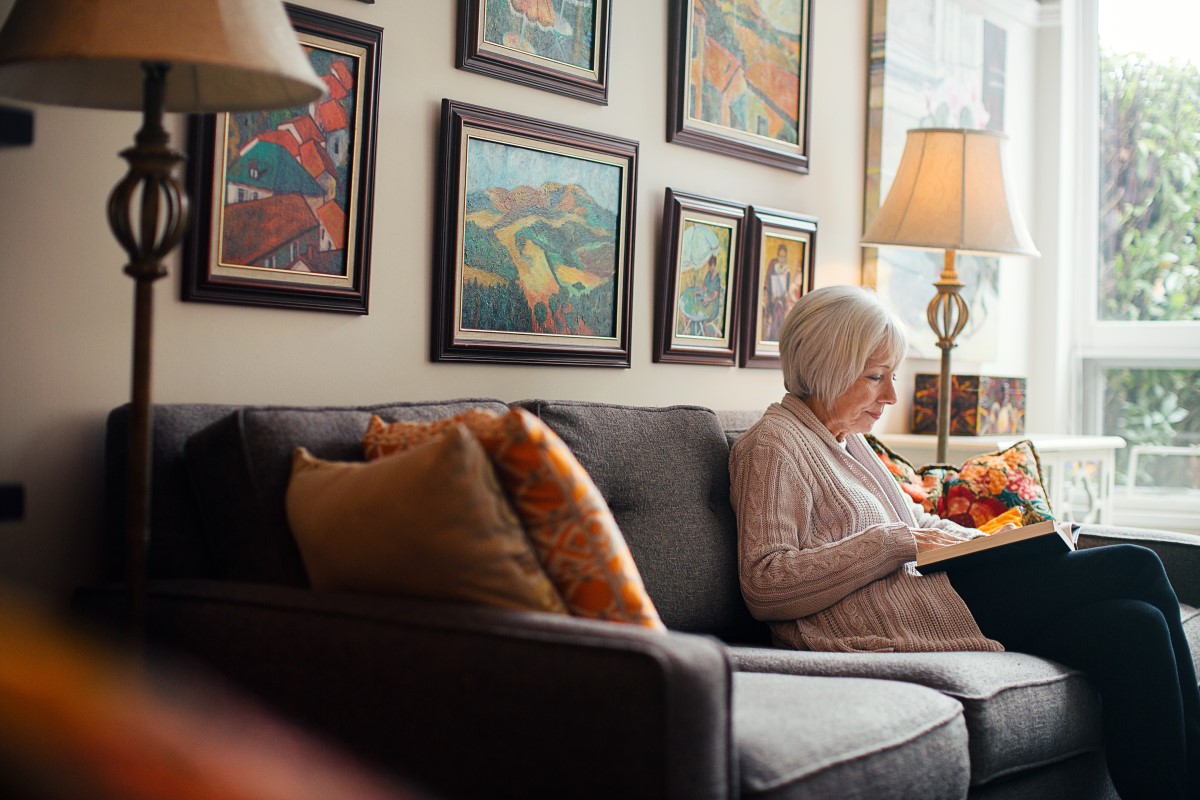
925, 249, 968, 463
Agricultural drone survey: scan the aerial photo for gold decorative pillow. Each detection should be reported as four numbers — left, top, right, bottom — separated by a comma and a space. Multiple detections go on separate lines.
363, 410, 665, 630
286, 424, 566, 614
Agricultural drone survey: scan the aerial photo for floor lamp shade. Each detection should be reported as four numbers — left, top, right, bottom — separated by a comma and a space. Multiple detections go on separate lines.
861, 128, 1038, 463
862, 128, 1039, 258
0, 0, 323, 637
0, 0, 324, 111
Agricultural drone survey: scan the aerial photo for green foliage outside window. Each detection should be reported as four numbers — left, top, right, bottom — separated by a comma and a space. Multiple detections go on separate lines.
1101, 368, 1200, 490
1098, 51, 1200, 490
1099, 51, 1200, 322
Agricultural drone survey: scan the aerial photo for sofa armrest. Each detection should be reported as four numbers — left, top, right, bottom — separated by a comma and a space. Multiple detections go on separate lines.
1078, 524, 1200, 606
75, 580, 734, 800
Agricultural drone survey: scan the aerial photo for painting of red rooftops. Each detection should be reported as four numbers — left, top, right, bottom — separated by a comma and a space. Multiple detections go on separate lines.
182, 6, 381, 314
668, 0, 812, 173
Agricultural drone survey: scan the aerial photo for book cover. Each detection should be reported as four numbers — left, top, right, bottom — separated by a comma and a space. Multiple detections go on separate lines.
916, 520, 1079, 575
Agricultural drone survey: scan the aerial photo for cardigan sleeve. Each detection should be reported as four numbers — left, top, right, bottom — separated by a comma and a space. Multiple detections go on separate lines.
729, 436, 918, 622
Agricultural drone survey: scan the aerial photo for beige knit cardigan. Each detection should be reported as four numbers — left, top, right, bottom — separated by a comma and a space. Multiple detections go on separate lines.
729, 394, 1003, 653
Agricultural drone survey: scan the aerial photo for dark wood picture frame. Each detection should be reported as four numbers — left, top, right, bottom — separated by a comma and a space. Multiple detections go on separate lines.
432, 99, 638, 367
739, 206, 816, 368
182, 5, 381, 314
654, 188, 745, 366
457, 0, 611, 104
668, 0, 813, 173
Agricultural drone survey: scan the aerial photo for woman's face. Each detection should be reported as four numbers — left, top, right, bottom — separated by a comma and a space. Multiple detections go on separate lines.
813, 354, 899, 441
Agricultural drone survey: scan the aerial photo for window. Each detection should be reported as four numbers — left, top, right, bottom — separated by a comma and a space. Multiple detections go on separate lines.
1079, 0, 1200, 526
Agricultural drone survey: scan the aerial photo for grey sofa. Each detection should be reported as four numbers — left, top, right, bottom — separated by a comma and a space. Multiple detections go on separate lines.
81, 397, 1200, 799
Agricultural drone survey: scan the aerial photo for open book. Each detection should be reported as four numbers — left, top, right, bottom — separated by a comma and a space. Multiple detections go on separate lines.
916, 519, 1080, 575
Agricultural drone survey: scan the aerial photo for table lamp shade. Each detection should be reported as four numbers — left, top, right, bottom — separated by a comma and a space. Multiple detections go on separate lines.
0, 0, 325, 112
862, 128, 1039, 258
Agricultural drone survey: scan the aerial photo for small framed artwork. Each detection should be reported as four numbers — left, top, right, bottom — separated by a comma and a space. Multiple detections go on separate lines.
432, 99, 638, 367
654, 189, 745, 366
739, 206, 817, 368
182, 5, 382, 314
457, 0, 611, 104
667, 0, 813, 173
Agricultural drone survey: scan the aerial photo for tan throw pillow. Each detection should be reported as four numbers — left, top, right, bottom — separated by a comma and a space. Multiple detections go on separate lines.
285, 424, 567, 614
363, 410, 666, 630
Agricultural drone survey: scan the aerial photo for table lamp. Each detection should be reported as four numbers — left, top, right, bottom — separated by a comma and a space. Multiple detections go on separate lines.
0, 0, 325, 633
861, 127, 1039, 463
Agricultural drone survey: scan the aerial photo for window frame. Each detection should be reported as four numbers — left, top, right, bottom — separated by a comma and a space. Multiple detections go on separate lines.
1071, 0, 1200, 529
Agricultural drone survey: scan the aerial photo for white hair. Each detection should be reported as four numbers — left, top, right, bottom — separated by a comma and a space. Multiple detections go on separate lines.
778, 285, 908, 406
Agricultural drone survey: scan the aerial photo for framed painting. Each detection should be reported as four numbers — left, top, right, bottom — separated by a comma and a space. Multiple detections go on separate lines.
864, 0, 1008, 359
667, 0, 812, 173
739, 206, 816, 368
457, 0, 611, 104
654, 189, 745, 366
432, 99, 638, 367
182, 5, 381, 314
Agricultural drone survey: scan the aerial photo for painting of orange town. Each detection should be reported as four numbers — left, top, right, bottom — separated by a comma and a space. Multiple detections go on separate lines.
218, 44, 357, 277
686, 0, 804, 146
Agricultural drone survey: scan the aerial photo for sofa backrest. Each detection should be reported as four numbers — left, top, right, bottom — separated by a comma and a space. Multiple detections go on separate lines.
518, 399, 768, 645
105, 400, 510, 584
106, 397, 768, 644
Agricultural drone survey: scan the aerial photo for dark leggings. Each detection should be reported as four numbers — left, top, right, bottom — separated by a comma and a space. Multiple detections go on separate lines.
948, 544, 1200, 800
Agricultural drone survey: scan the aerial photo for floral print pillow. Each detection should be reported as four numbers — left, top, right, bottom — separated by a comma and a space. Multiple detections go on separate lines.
866, 436, 1054, 529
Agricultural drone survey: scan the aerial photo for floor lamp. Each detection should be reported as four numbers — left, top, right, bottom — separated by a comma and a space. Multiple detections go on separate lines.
861, 128, 1039, 463
0, 0, 324, 634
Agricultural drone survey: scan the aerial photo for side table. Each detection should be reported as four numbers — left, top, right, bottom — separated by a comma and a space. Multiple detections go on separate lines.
877, 434, 1127, 525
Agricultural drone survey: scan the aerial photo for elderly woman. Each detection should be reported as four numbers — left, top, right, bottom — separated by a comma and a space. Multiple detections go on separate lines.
729, 285, 1200, 800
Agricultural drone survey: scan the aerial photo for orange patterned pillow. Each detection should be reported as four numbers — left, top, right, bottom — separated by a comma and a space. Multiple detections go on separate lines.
364, 410, 665, 630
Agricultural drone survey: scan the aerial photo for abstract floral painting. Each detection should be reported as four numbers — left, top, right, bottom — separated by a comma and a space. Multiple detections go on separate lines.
458, 0, 610, 103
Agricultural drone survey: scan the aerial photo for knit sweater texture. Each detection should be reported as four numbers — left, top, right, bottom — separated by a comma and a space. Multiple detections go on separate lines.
729, 393, 1003, 653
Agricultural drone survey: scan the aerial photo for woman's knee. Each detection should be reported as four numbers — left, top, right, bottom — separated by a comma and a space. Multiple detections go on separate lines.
1080, 544, 1171, 591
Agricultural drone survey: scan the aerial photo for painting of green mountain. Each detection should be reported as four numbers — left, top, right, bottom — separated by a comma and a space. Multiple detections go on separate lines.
460, 137, 622, 338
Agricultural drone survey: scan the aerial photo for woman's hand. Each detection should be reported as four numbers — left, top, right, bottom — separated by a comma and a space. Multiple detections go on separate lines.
911, 527, 966, 553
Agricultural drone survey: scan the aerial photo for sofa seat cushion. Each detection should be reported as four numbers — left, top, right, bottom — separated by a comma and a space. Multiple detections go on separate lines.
184, 399, 510, 585
729, 647, 1103, 788
734, 672, 969, 800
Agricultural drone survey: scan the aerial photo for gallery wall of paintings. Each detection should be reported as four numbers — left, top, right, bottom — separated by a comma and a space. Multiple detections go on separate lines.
178, 0, 826, 371
0, 1, 1046, 522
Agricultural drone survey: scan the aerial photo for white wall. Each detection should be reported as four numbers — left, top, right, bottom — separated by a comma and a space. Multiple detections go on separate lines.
0, 0, 1045, 606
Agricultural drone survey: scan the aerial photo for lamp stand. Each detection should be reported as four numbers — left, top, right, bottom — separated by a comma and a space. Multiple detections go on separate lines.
107, 62, 189, 636
926, 249, 968, 463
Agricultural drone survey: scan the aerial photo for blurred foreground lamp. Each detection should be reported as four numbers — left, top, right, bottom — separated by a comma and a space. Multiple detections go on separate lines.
0, 0, 324, 633
862, 128, 1039, 463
